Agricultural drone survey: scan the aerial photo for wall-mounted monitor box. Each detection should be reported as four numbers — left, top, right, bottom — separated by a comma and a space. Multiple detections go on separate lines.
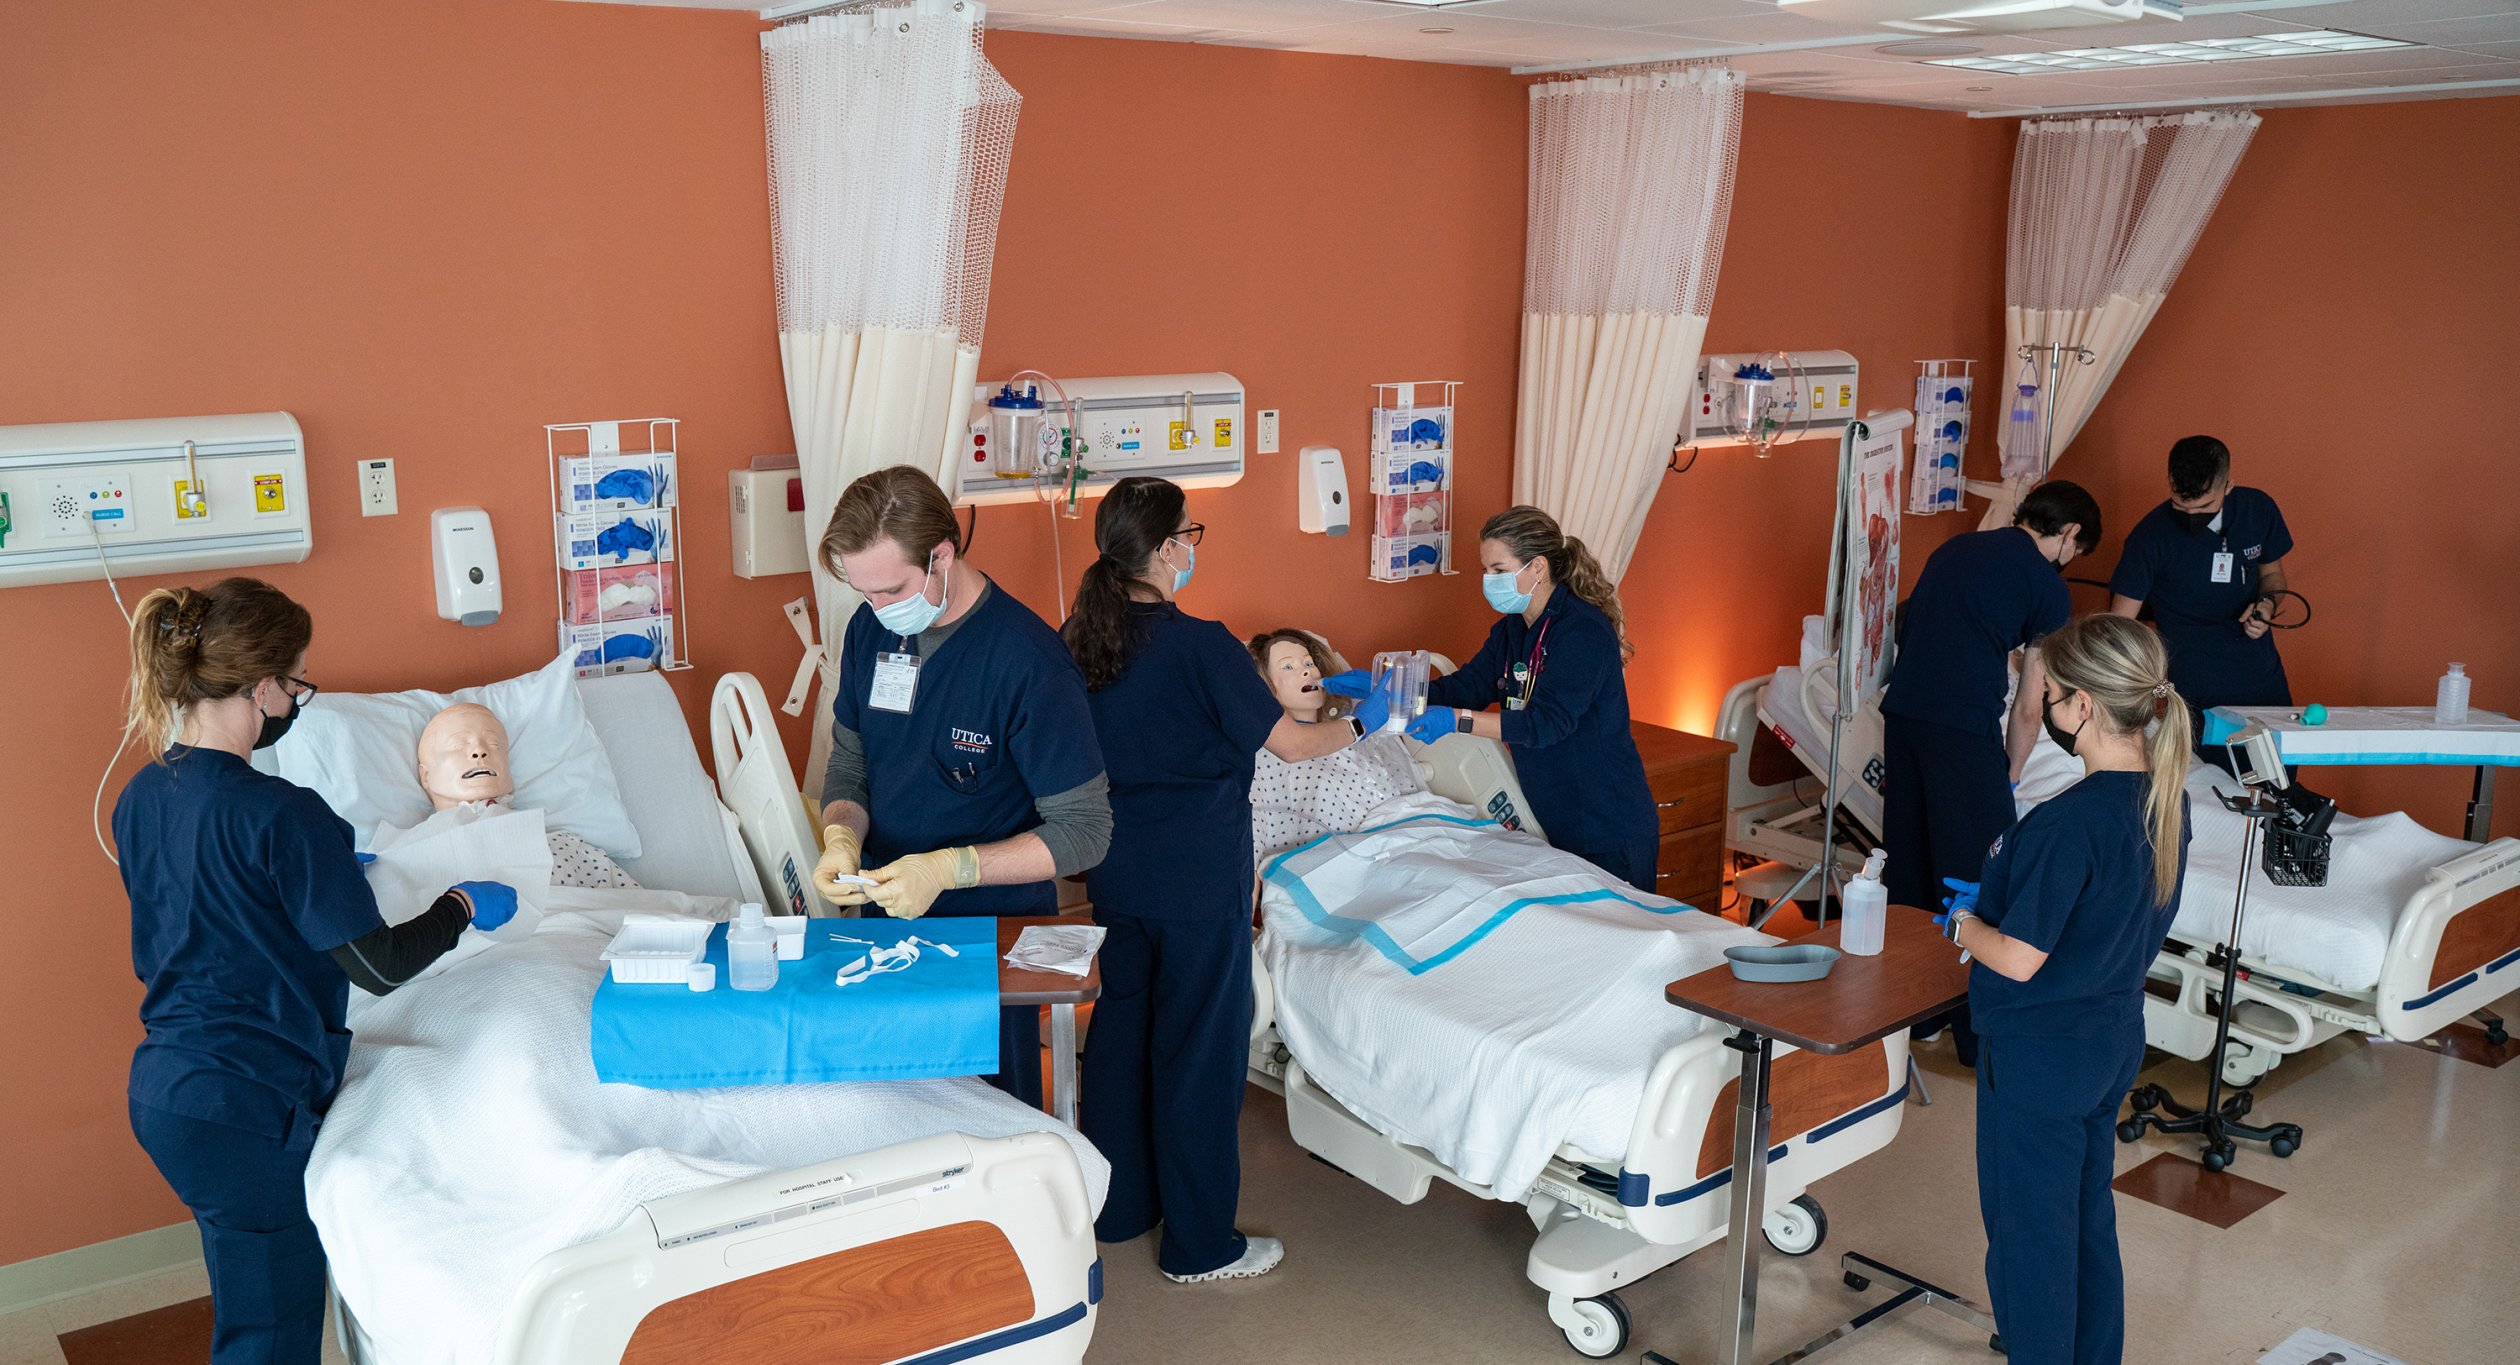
0, 412, 311, 588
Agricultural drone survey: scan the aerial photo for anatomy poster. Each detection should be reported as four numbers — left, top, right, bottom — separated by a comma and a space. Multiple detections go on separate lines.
1848, 419, 1904, 696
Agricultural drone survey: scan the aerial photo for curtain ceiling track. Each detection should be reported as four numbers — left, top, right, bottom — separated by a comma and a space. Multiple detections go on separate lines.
1969, 75, 2520, 118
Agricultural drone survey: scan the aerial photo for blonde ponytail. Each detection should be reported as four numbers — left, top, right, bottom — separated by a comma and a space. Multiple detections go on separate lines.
122, 578, 314, 758
1478, 507, 1634, 661
2040, 614, 2190, 907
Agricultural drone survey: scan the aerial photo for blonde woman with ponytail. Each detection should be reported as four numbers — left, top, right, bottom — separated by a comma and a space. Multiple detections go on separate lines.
1322, 505, 1659, 890
115, 578, 508, 1365
1936, 614, 2192, 1365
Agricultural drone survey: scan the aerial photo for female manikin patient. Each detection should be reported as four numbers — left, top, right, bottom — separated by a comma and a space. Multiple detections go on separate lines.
1246, 631, 1427, 857
415, 703, 636, 890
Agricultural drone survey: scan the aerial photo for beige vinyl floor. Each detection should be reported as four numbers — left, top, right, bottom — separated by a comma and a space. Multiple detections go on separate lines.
5, 1028, 2511, 1365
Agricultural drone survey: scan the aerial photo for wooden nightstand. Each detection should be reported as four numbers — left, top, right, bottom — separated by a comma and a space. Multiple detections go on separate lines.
1631, 720, 1734, 911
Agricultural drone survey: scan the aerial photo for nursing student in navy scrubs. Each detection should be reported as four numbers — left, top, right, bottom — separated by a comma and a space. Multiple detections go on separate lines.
1938, 615, 2191, 1365
1333, 505, 1657, 889
811, 466, 1113, 1110
1062, 476, 1400, 1283
2109, 436, 2298, 754
115, 578, 510, 1365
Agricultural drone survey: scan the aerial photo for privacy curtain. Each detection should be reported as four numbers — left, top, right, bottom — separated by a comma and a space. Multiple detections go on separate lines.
1515, 64, 1743, 584
763, 0, 1018, 774
1980, 109, 2257, 527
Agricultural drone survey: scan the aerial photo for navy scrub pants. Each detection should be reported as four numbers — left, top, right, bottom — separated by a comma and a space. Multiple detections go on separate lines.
1882, 713, 2013, 1064
1079, 909, 1254, 1277
1975, 1025, 2145, 1365
129, 1099, 327, 1365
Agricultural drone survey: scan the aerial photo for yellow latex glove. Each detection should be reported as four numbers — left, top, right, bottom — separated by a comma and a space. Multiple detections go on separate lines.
863, 846, 979, 921
813, 824, 870, 906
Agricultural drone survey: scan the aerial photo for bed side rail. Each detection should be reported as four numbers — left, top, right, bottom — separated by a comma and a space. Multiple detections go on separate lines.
490, 1130, 1098, 1365
2380, 838, 2520, 1041
1419, 732, 1548, 843
711, 671, 832, 918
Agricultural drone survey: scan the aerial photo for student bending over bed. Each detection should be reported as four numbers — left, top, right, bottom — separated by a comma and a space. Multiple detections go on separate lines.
1247, 629, 1430, 856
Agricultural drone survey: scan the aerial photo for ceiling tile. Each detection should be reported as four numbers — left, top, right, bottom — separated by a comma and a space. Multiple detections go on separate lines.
2367, 11, 2520, 42
1634, 12, 1908, 43
1078, 0, 1387, 33
1456, 0, 1753, 27
2443, 36, 2520, 53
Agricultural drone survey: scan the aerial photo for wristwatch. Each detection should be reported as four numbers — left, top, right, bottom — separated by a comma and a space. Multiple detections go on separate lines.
1942, 910, 1975, 943
1455, 710, 1475, 735
1346, 718, 1367, 741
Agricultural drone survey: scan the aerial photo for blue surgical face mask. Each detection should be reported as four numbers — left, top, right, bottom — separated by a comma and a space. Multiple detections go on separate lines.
1482, 561, 1533, 615
1165, 537, 1196, 595
873, 548, 947, 637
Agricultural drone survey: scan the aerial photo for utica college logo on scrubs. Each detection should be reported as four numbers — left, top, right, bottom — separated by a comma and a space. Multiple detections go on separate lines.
949, 727, 994, 755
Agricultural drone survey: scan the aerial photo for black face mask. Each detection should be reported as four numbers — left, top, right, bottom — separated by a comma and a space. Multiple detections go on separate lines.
253, 690, 299, 751
2042, 692, 2086, 757
2179, 508, 2220, 536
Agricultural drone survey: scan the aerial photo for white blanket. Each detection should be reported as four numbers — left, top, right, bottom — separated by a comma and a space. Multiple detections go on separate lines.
308, 886, 1109, 1365
1259, 794, 1768, 1199
363, 802, 552, 944
2017, 741, 2476, 992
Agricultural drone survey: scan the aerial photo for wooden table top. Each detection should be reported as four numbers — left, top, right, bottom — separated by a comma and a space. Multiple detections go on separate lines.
1665, 910, 1967, 1054
997, 915, 1102, 1006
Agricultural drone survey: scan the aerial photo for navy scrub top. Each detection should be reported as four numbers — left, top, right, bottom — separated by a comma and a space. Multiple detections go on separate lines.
834, 576, 1105, 916
1882, 527, 2071, 737
1967, 771, 2190, 1038
1083, 602, 1285, 921
1427, 589, 1656, 869
2108, 487, 2294, 708
115, 746, 385, 1138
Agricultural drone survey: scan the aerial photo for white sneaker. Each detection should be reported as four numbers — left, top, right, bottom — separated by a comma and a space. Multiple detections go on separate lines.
1162, 1235, 1284, 1283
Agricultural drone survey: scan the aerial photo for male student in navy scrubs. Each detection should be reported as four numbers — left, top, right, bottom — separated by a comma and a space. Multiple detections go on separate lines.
809, 466, 1113, 1109
2109, 436, 2298, 756
1879, 481, 2101, 1063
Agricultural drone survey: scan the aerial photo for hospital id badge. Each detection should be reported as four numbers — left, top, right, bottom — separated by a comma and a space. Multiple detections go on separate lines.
2211, 552, 2234, 584
869, 652, 920, 714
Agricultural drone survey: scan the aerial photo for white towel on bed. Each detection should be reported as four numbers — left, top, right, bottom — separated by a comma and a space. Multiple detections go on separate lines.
307, 885, 1108, 1365
1260, 793, 1768, 1199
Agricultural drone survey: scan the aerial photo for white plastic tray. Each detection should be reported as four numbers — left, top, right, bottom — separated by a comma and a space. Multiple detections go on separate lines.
601, 918, 711, 984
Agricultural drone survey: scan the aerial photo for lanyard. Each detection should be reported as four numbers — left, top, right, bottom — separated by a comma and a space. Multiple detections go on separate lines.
1505, 615, 1554, 708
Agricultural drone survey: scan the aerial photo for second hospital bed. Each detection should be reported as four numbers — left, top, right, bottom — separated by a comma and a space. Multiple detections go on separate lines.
298, 669, 1107, 1365
1244, 732, 1911, 1360
1721, 665, 2520, 1089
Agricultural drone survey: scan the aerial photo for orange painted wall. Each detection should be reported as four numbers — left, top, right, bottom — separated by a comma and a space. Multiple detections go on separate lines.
2056, 97, 2520, 839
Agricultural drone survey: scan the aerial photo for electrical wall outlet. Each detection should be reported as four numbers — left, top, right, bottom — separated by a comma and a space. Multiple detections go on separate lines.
359, 458, 398, 517
1256, 409, 1280, 455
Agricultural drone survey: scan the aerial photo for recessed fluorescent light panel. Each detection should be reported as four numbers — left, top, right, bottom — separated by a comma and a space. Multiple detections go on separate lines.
1929, 30, 2414, 75
1363, 0, 1502, 9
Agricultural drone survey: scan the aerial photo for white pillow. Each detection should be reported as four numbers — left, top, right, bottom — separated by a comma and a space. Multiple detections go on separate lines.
253, 653, 644, 858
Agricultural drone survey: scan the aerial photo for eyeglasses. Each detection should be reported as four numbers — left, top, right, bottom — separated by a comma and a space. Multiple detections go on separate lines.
1172, 523, 1205, 547
283, 677, 320, 705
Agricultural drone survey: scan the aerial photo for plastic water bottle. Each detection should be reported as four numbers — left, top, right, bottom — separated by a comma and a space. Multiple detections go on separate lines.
1841, 849, 1889, 956
727, 901, 778, 992
2435, 663, 2471, 726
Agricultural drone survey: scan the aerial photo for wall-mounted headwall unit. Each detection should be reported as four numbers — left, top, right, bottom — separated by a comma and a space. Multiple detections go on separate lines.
0, 413, 312, 589
950, 372, 1244, 507
1684, 351, 1861, 451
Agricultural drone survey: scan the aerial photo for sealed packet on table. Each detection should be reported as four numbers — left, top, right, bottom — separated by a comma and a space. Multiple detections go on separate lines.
1004, 924, 1107, 978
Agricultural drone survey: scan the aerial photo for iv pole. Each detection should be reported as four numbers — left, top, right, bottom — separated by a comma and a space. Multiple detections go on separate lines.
2017, 341, 2096, 477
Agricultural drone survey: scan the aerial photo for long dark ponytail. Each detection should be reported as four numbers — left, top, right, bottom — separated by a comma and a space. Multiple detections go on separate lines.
1064, 476, 1186, 691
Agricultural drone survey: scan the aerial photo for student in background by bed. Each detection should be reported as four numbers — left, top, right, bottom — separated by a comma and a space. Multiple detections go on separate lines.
1247, 629, 1428, 856
1327, 506, 1657, 889
1063, 478, 1396, 1284
114, 578, 514, 1365
810, 466, 1113, 1110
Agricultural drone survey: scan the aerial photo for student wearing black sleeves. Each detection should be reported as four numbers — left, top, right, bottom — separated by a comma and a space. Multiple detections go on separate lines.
115, 579, 511, 1365
2109, 436, 2299, 749
1937, 615, 2192, 1365
1330, 505, 1657, 889
810, 466, 1113, 1111
1061, 477, 1396, 1283
1879, 480, 2099, 945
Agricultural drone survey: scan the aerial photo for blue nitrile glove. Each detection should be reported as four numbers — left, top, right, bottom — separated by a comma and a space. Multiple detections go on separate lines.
451, 880, 518, 933
1932, 877, 1980, 939
1351, 688, 1393, 735
1404, 707, 1460, 744
355, 851, 377, 867
1321, 669, 1371, 699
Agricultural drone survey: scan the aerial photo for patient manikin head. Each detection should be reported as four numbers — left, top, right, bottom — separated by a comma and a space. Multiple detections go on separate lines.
418, 703, 514, 810
1250, 630, 1342, 724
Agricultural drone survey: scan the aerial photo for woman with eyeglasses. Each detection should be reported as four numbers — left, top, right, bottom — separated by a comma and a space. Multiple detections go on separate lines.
116, 577, 511, 1365
1060, 477, 1392, 1284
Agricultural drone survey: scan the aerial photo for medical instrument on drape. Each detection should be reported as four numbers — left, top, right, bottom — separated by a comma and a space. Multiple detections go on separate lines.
729, 901, 780, 992
1369, 380, 1459, 581
548, 418, 690, 678
1999, 342, 2094, 481
2118, 720, 2308, 1171
1368, 651, 1432, 735
1908, 360, 1973, 514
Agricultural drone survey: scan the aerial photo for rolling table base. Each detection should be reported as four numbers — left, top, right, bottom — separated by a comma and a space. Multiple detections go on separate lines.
1049, 1002, 1079, 1128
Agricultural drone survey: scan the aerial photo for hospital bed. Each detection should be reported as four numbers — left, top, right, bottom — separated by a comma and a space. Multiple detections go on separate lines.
305, 669, 1105, 1365
1245, 732, 1910, 1360
1721, 667, 2520, 1089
